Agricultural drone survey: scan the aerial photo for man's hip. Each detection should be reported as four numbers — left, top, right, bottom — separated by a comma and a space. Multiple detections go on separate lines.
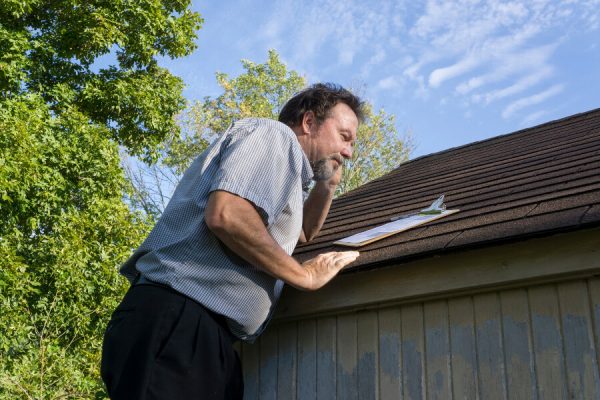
101, 282, 243, 399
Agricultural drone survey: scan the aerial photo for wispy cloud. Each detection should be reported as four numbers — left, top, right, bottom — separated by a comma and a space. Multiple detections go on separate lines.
475, 66, 554, 105
502, 84, 564, 119
456, 43, 558, 96
377, 76, 400, 90
429, 55, 482, 88
521, 109, 549, 126
250, 0, 597, 122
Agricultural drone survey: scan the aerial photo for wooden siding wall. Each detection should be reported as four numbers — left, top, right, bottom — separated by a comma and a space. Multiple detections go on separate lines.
240, 277, 600, 400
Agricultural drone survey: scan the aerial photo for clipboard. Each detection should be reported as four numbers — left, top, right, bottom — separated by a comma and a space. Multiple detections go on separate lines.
333, 195, 459, 247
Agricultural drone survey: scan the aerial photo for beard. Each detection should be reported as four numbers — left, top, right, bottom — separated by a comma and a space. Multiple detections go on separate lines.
311, 154, 342, 181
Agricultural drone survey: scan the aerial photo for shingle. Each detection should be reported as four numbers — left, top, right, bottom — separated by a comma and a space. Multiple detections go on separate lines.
294, 108, 600, 271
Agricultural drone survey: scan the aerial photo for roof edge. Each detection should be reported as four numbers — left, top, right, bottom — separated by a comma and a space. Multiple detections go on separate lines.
341, 221, 600, 275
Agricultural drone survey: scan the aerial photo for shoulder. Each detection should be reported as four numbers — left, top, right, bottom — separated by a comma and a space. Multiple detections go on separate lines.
229, 118, 296, 144
226, 118, 305, 171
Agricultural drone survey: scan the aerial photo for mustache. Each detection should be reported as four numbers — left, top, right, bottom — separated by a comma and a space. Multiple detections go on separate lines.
311, 153, 343, 181
330, 153, 343, 165
321, 153, 343, 165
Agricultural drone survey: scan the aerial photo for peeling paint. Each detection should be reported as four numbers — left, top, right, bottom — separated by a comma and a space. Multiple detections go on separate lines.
426, 327, 448, 359
338, 365, 358, 400
531, 313, 567, 399
502, 317, 531, 362
502, 316, 538, 398
402, 340, 424, 400
380, 333, 400, 379
532, 314, 562, 353
476, 318, 506, 399
358, 352, 377, 399
451, 324, 477, 368
562, 313, 600, 399
297, 348, 316, 400
317, 349, 335, 399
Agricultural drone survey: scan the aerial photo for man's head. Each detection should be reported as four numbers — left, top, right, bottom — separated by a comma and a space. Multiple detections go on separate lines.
279, 83, 364, 128
280, 83, 363, 181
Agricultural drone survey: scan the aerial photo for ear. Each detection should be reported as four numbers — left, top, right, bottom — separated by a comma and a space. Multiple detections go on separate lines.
301, 111, 317, 135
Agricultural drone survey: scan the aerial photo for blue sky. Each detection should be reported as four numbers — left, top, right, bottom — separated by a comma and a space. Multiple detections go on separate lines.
160, 0, 600, 159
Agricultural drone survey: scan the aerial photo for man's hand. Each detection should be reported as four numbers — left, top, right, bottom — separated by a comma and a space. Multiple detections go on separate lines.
325, 158, 343, 188
301, 160, 343, 242
301, 250, 359, 291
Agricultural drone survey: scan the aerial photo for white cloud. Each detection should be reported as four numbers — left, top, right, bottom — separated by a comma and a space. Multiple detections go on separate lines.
502, 84, 564, 119
377, 76, 400, 90
456, 43, 557, 96
477, 66, 554, 105
521, 109, 549, 126
429, 55, 481, 88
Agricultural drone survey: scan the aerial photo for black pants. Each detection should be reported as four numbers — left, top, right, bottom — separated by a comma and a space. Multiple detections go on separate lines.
101, 284, 244, 399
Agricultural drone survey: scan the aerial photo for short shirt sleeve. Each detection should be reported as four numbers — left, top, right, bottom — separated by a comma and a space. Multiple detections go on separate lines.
209, 119, 303, 226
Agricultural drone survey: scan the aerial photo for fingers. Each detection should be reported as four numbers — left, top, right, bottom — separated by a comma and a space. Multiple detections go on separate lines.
319, 251, 359, 268
334, 250, 359, 264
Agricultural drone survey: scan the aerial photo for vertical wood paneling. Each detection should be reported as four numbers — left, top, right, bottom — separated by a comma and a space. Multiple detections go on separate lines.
337, 313, 358, 400
474, 292, 507, 400
401, 304, 426, 400
424, 300, 452, 400
588, 278, 600, 381
259, 328, 279, 400
245, 277, 600, 400
297, 320, 317, 400
499, 289, 537, 399
316, 317, 336, 400
529, 285, 568, 400
448, 297, 478, 400
557, 280, 600, 399
378, 307, 402, 400
242, 341, 260, 400
278, 322, 298, 400
357, 311, 378, 400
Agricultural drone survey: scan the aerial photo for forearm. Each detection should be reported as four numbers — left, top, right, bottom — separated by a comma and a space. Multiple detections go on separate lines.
206, 190, 358, 291
302, 181, 336, 241
205, 191, 311, 289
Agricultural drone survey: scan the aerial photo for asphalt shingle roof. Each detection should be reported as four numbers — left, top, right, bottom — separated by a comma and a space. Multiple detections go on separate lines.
293, 108, 600, 271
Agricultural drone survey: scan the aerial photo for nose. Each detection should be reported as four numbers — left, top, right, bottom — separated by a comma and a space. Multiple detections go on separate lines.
340, 145, 352, 159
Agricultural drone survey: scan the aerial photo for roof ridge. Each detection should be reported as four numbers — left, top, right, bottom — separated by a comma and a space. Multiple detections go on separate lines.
402, 107, 600, 166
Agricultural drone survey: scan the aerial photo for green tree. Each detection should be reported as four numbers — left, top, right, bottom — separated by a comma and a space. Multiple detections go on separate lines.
127, 50, 412, 216
1, 0, 202, 160
0, 1, 201, 397
168, 49, 306, 174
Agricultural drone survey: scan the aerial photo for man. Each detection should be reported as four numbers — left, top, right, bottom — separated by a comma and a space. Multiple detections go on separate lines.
101, 83, 363, 399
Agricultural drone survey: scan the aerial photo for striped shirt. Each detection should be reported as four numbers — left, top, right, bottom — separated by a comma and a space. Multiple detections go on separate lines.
120, 118, 313, 341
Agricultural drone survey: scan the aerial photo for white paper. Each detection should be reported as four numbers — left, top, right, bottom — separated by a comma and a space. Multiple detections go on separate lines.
336, 210, 456, 245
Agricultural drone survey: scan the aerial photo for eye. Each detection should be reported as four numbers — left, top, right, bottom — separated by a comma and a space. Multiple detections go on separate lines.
342, 132, 355, 147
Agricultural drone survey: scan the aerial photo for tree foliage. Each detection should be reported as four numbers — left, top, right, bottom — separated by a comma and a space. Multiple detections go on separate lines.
168, 49, 306, 174
1, 0, 203, 160
0, 95, 151, 399
127, 50, 412, 217
0, 1, 201, 397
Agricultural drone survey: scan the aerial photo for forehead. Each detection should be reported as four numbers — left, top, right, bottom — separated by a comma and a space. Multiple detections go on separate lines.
326, 103, 359, 131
